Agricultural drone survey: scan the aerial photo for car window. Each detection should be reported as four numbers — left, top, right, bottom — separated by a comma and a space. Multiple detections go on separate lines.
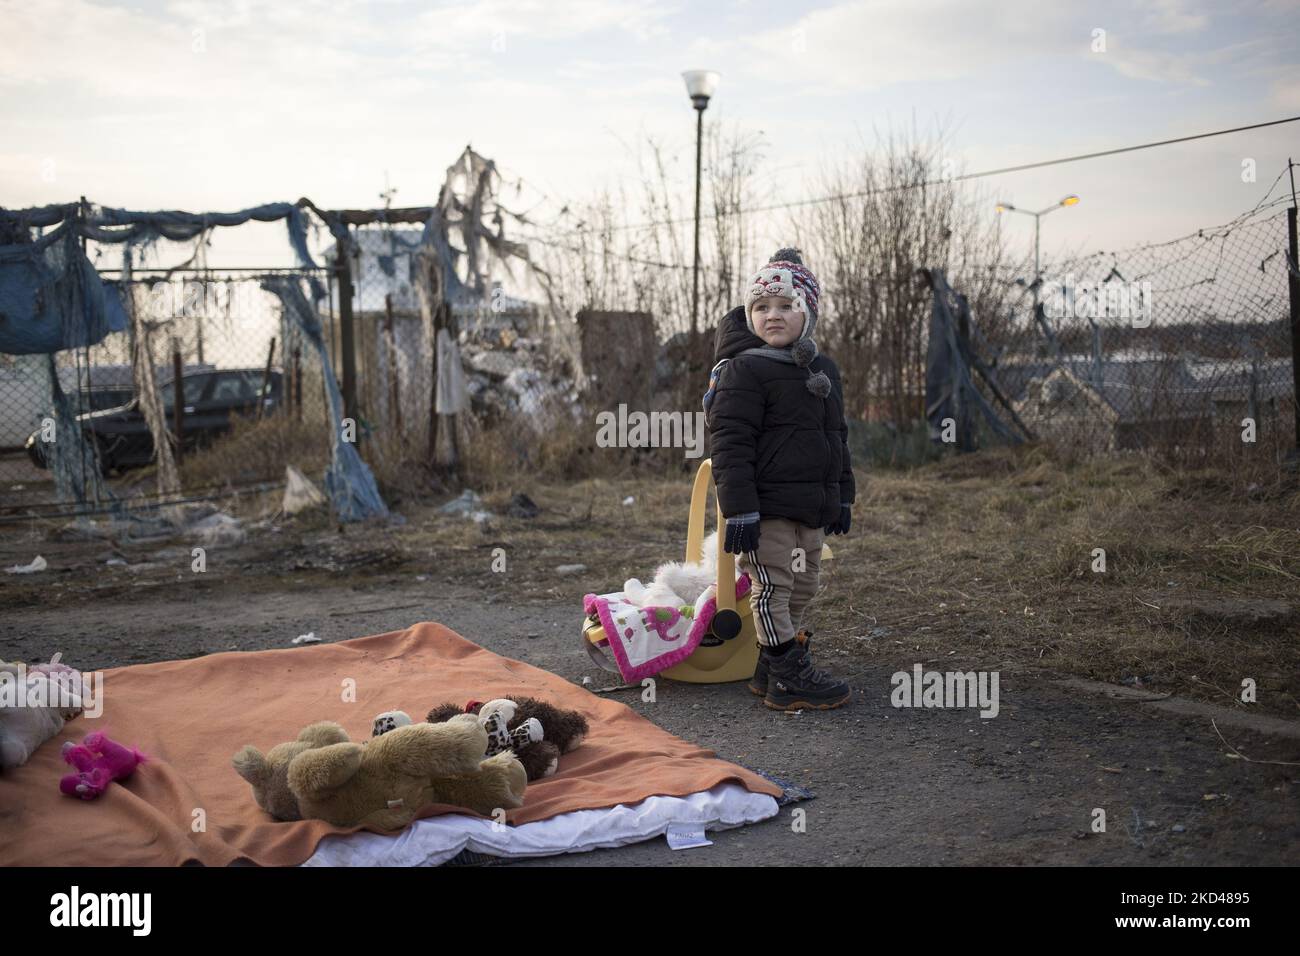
209, 372, 256, 403
159, 376, 209, 406
86, 388, 133, 411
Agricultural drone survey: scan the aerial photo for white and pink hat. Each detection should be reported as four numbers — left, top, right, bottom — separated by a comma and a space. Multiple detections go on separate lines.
744, 247, 821, 340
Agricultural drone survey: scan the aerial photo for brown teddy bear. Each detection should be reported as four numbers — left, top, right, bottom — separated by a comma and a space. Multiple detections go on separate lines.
235, 714, 527, 829
426, 697, 589, 781
232, 721, 348, 821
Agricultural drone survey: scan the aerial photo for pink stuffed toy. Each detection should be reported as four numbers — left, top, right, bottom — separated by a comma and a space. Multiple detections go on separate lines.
59, 732, 146, 800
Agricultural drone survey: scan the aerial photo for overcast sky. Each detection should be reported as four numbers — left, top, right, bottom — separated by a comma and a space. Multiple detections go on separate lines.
2, 0, 1298, 269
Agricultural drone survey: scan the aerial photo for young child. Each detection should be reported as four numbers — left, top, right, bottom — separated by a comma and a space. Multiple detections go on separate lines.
703, 247, 854, 711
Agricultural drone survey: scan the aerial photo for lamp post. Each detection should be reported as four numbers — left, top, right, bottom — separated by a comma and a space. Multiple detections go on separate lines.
682, 69, 719, 348
995, 195, 1079, 313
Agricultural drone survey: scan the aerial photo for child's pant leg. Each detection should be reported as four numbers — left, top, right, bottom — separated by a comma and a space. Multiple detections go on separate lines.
737, 517, 800, 647
787, 523, 824, 633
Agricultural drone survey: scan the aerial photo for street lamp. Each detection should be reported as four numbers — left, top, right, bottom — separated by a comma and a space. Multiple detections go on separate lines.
682, 69, 719, 346
995, 195, 1079, 312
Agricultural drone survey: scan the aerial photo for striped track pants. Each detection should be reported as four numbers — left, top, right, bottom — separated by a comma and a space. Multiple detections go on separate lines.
737, 516, 824, 647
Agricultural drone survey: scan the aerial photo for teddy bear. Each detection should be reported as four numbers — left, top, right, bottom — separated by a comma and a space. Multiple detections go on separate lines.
0, 658, 85, 771
371, 710, 413, 737
238, 714, 527, 830
476, 700, 545, 757
374, 700, 544, 770
60, 732, 146, 800
380, 700, 542, 752
232, 721, 351, 821
426, 697, 589, 781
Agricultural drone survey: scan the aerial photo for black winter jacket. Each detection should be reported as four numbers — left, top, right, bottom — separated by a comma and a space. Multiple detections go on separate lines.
707, 306, 855, 528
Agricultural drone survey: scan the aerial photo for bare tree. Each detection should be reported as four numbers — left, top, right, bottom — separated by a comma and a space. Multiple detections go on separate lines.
799, 120, 1016, 422
533, 118, 1018, 428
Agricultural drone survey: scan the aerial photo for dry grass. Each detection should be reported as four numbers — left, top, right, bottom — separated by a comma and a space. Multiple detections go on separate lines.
177, 413, 330, 490
459, 399, 702, 492
58, 407, 1300, 717
371, 441, 1298, 714
811, 444, 1300, 716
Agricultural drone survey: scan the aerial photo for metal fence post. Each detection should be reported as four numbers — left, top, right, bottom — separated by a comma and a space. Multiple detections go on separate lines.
171, 340, 184, 462
1287, 201, 1299, 455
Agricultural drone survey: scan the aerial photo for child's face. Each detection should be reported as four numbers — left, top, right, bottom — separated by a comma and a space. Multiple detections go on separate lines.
752, 295, 804, 347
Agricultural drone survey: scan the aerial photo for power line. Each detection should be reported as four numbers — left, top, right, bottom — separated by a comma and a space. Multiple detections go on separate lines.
538, 114, 1300, 240
518, 182, 1296, 280
518, 173, 1295, 277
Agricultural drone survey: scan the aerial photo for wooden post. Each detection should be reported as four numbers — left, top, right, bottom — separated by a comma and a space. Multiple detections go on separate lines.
258, 337, 276, 422
956, 295, 974, 452
292, 345, 302, 422
336, 245, 358, 427
429, 301, 442, 463
171, 343, 184, 462
384, 293, 403, 437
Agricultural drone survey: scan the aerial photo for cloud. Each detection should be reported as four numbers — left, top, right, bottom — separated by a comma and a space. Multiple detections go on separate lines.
732, 0, 1076, 93
1094, 38, 1269, 86
0, 0, 675, 103
1138, 0, 1209, 34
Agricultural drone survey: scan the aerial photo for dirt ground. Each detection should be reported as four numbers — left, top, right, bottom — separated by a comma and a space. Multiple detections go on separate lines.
1, 447, 1297, 865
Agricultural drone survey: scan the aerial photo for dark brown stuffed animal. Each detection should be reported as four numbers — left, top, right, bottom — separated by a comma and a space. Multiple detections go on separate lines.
426, 697, 588, 781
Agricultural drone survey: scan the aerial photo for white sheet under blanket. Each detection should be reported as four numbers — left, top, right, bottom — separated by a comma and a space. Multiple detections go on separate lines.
302, 782, 780, 867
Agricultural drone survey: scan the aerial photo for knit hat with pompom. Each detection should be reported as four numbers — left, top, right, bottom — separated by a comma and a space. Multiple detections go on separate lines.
742, 247, 829, 397
744, 247, 821, 340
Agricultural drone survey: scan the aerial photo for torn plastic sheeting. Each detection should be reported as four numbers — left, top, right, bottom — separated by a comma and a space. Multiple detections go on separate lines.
260, 276, 388, 523
86, 202, 314, 271
2, 200, 324, 302
924, 269, 1021, 446
5, 556, 47, 574
42, 354, 122, 515
282, 465, 326, 515
435, 328, 468, 415
0, 221, 129, 354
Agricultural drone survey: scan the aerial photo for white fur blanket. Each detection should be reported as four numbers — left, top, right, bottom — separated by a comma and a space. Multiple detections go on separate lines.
622, 530, 740, 610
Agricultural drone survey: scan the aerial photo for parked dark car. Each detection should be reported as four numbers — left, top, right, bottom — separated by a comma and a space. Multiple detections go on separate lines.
26, 368, 283, 474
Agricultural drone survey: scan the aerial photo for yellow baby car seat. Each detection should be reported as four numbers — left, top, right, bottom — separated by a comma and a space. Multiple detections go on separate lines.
582, 457, 832, 684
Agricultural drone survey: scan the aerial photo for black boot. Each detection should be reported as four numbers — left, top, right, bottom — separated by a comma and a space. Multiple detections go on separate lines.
763, 632, 849, 711
748, 629, 813, 697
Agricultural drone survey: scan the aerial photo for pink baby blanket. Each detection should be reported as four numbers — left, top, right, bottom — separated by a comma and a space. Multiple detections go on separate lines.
583, 575, 752, 682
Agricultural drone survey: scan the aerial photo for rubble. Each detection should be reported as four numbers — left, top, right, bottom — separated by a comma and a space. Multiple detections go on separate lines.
458, 330, 581, 430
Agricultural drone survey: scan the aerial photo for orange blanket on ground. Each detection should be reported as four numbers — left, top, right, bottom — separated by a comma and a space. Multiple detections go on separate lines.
0, 622, 781, 866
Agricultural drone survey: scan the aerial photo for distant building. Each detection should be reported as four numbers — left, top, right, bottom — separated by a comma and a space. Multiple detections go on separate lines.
1008, 355, 1294, 451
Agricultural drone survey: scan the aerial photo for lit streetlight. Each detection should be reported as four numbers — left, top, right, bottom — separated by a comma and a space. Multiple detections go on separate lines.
995, 195, 1080, 312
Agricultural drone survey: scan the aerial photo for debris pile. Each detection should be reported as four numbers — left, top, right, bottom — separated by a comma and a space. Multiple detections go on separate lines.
458, 329, 581, 431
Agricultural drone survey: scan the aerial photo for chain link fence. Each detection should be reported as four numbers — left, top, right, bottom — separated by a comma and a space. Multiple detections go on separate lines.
4, 185, 1297, 512
943, 195, 1298, 463
0, 266, 331, 506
